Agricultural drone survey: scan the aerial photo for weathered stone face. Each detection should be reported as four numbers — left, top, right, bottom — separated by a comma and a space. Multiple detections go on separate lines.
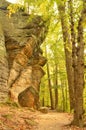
0, 22, 9, 102
0, 0, 47, 108
18, 87, 39, 109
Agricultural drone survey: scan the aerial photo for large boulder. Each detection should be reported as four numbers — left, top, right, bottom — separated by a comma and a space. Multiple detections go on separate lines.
18, 86, 39, 109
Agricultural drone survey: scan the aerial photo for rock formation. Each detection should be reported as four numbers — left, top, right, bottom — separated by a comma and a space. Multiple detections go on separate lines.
0, 0, 48, 109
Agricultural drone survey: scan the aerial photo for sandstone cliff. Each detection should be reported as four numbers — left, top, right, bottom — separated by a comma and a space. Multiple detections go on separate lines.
0, 0, 48, 108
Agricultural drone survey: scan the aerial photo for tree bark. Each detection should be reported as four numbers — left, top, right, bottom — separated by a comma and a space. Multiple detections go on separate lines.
54, 63, 58, 110
65, 81, 68, 111
61, 80, 65, 112
57, 0, 86, 127
57, 2, 74, 111
72, 7, 85, 127
45, 47, 54, 110
46, 62, 54, 109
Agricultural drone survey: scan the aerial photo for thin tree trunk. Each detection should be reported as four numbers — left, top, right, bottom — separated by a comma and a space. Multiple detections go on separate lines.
65, 81, 68, 111
46, 62, 54, 109
42, 97, 45, 107
55, 86, 58, 110
61, 80, 65, 112
45, 47, 54, 110
54, 63, 58, 110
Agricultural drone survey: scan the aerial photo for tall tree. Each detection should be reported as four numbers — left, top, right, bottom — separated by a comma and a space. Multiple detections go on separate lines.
45, 47, 54, 110
57, 0, 86, 127
70, 0, 86, 127
57, 1, 74, 111
54, 63, 58, 109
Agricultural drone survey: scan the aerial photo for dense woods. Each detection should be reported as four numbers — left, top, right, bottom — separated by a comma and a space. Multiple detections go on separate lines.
0, 0, 86, 129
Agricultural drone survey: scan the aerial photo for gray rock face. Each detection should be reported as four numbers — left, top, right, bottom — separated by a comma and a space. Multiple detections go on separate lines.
0, 22, 9, 102
0, 0, 48, 107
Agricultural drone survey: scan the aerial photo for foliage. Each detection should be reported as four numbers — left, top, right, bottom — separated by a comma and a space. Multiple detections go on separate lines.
7, 3, 25, 17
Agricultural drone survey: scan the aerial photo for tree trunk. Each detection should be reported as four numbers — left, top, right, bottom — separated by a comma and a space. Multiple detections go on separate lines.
47, 62, 54, 109
72, 7, 85, 127
42, 97, 45, 107
61, 80, 65, 112
68, 0, 77, 114
45, 47, 54, 110
65, 81, 68, 111
57, 2, 74, 111
54, 63, 58, 110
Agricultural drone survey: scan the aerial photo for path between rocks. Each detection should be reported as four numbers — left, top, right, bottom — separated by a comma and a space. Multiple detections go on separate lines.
0, 105, 85, 130
35, 111, 73, 130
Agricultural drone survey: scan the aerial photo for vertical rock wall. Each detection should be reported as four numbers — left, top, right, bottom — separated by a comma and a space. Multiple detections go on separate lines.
0, 23, 9, 102
0, 0, 48, 108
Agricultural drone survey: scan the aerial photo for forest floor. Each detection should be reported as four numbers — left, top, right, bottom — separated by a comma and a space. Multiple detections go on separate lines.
35, 110, 86, 130
0, 104, 86, 130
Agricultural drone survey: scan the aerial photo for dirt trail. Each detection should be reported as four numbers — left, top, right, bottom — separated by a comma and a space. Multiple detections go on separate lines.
0, 105, 86, 130
35, 111, 73, 130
